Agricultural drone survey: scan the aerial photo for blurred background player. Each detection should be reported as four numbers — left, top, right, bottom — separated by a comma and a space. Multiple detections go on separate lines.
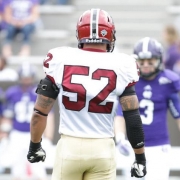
163, 24, 180, 76
0, 88, 11, 174
115, 37, 180, 180
40, 0, 69, 5
0, 0, 4, 32
0, 56, 18, 82
0, 88, 7, 174
1, 62, 55, 180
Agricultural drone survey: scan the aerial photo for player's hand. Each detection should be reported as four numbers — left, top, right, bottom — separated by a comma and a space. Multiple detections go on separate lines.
117, 139, 131, 156
116, 133, 131, 156
27, 140, 46, 163
131, 160, 147, 178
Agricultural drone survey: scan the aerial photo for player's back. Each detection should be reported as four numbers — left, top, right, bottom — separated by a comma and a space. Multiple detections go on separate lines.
44, 47, 139, 138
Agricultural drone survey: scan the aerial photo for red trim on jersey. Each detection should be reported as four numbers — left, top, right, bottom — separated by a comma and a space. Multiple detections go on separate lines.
82, 48, 106, 52
46, 75, 55, 84
127, 81, 137, 87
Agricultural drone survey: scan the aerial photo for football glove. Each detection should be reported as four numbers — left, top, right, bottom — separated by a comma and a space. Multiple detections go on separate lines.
27, 140, 46, 163
117, 139, 131, 156
116, 132, 131, 156
131, 153, 147, 178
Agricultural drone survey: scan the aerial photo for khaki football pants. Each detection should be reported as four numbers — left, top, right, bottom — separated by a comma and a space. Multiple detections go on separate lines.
51, 135, 116, 180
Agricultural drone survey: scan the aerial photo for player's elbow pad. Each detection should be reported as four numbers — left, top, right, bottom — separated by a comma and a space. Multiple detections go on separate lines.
123, 109, 145, 149
36, 77, 59, 100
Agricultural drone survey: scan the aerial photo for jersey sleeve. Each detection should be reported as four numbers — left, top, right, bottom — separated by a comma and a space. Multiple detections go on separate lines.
126, 57, 140, 87
3, 87, 15, 118
164, 70, 180, 119
116, 54, 140, 96
171, 77, 180, 92
168, 93, 180, 119
43, 47, 65, 88
5, 87, 13, 101
0, 88, 4, 116
166, 70, 180, 93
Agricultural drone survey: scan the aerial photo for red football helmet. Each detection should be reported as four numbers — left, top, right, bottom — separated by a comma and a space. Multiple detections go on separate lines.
76, 9, 116, 52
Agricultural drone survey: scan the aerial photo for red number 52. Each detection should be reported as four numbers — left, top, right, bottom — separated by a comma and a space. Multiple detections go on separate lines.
62, 65, 117, 114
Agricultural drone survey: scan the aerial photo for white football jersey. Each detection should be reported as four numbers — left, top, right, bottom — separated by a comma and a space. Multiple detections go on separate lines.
43, 47, 139, 138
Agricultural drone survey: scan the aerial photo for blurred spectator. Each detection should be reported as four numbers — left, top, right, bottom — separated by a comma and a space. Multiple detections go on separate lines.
1, 62, 54, 180
0, 56, 18, 81
40, 0, 68, 5
2, 0, 39, 58
0, 88, 4, 118
0, 0, 3, 31
163, 24, 180, 76
0, 88, 10, 174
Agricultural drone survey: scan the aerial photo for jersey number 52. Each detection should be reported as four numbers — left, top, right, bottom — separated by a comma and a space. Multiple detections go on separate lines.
62, 65, 117, 114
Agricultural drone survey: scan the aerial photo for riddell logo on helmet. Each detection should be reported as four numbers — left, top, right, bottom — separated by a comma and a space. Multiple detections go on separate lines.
86, 39, 103, 43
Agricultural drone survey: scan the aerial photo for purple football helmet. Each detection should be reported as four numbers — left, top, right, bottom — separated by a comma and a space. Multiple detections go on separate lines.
133, 37, 163, 78
18, 62, 36, 87
18, 62, 36, 78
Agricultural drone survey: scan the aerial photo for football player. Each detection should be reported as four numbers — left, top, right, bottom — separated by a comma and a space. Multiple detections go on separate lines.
0, 88, 8, 174
2, 62, 54, 180
27, 9, 147, 180
115, 37, 180, 180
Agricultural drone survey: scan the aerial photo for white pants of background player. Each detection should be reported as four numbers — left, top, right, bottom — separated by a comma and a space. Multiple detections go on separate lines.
117, 144, 171, 180
4, 130, 48, 180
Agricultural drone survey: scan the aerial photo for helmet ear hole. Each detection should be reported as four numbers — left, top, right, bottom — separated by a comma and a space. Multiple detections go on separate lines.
78, 43, 83, 49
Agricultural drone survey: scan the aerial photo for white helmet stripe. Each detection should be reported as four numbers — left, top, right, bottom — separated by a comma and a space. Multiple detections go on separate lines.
90, 9, 93, 38
142, 37, 150, 52
96, 9, 100, 38
90, 9, 100, 39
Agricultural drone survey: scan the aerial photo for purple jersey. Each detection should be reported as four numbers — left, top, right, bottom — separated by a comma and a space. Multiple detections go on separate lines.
0, 0, 3, 12
0, 88, 4, 116
5, 85, 37, 132
6, 0, 38, 20
164, 44, 180, 71
0, 0, 6, 12
0, 0, 6, 29
117, 69, 180, 146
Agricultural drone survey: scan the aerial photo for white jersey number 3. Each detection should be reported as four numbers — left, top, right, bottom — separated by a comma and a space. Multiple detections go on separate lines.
139, 99, 154, 125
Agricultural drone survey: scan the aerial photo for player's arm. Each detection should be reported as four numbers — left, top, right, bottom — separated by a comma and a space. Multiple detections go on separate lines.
119, 85, 145, 153
114, 103, 132, 156
114, 115, 132, 156
31, 94, 55, 143
176, 119, 180, 131
43, 111, 55, 142
168, 92, 180, 131
114, 115, 126, 137
114, 103, 126, 137
27, 77, 59, 163
119, 85, 146, 178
